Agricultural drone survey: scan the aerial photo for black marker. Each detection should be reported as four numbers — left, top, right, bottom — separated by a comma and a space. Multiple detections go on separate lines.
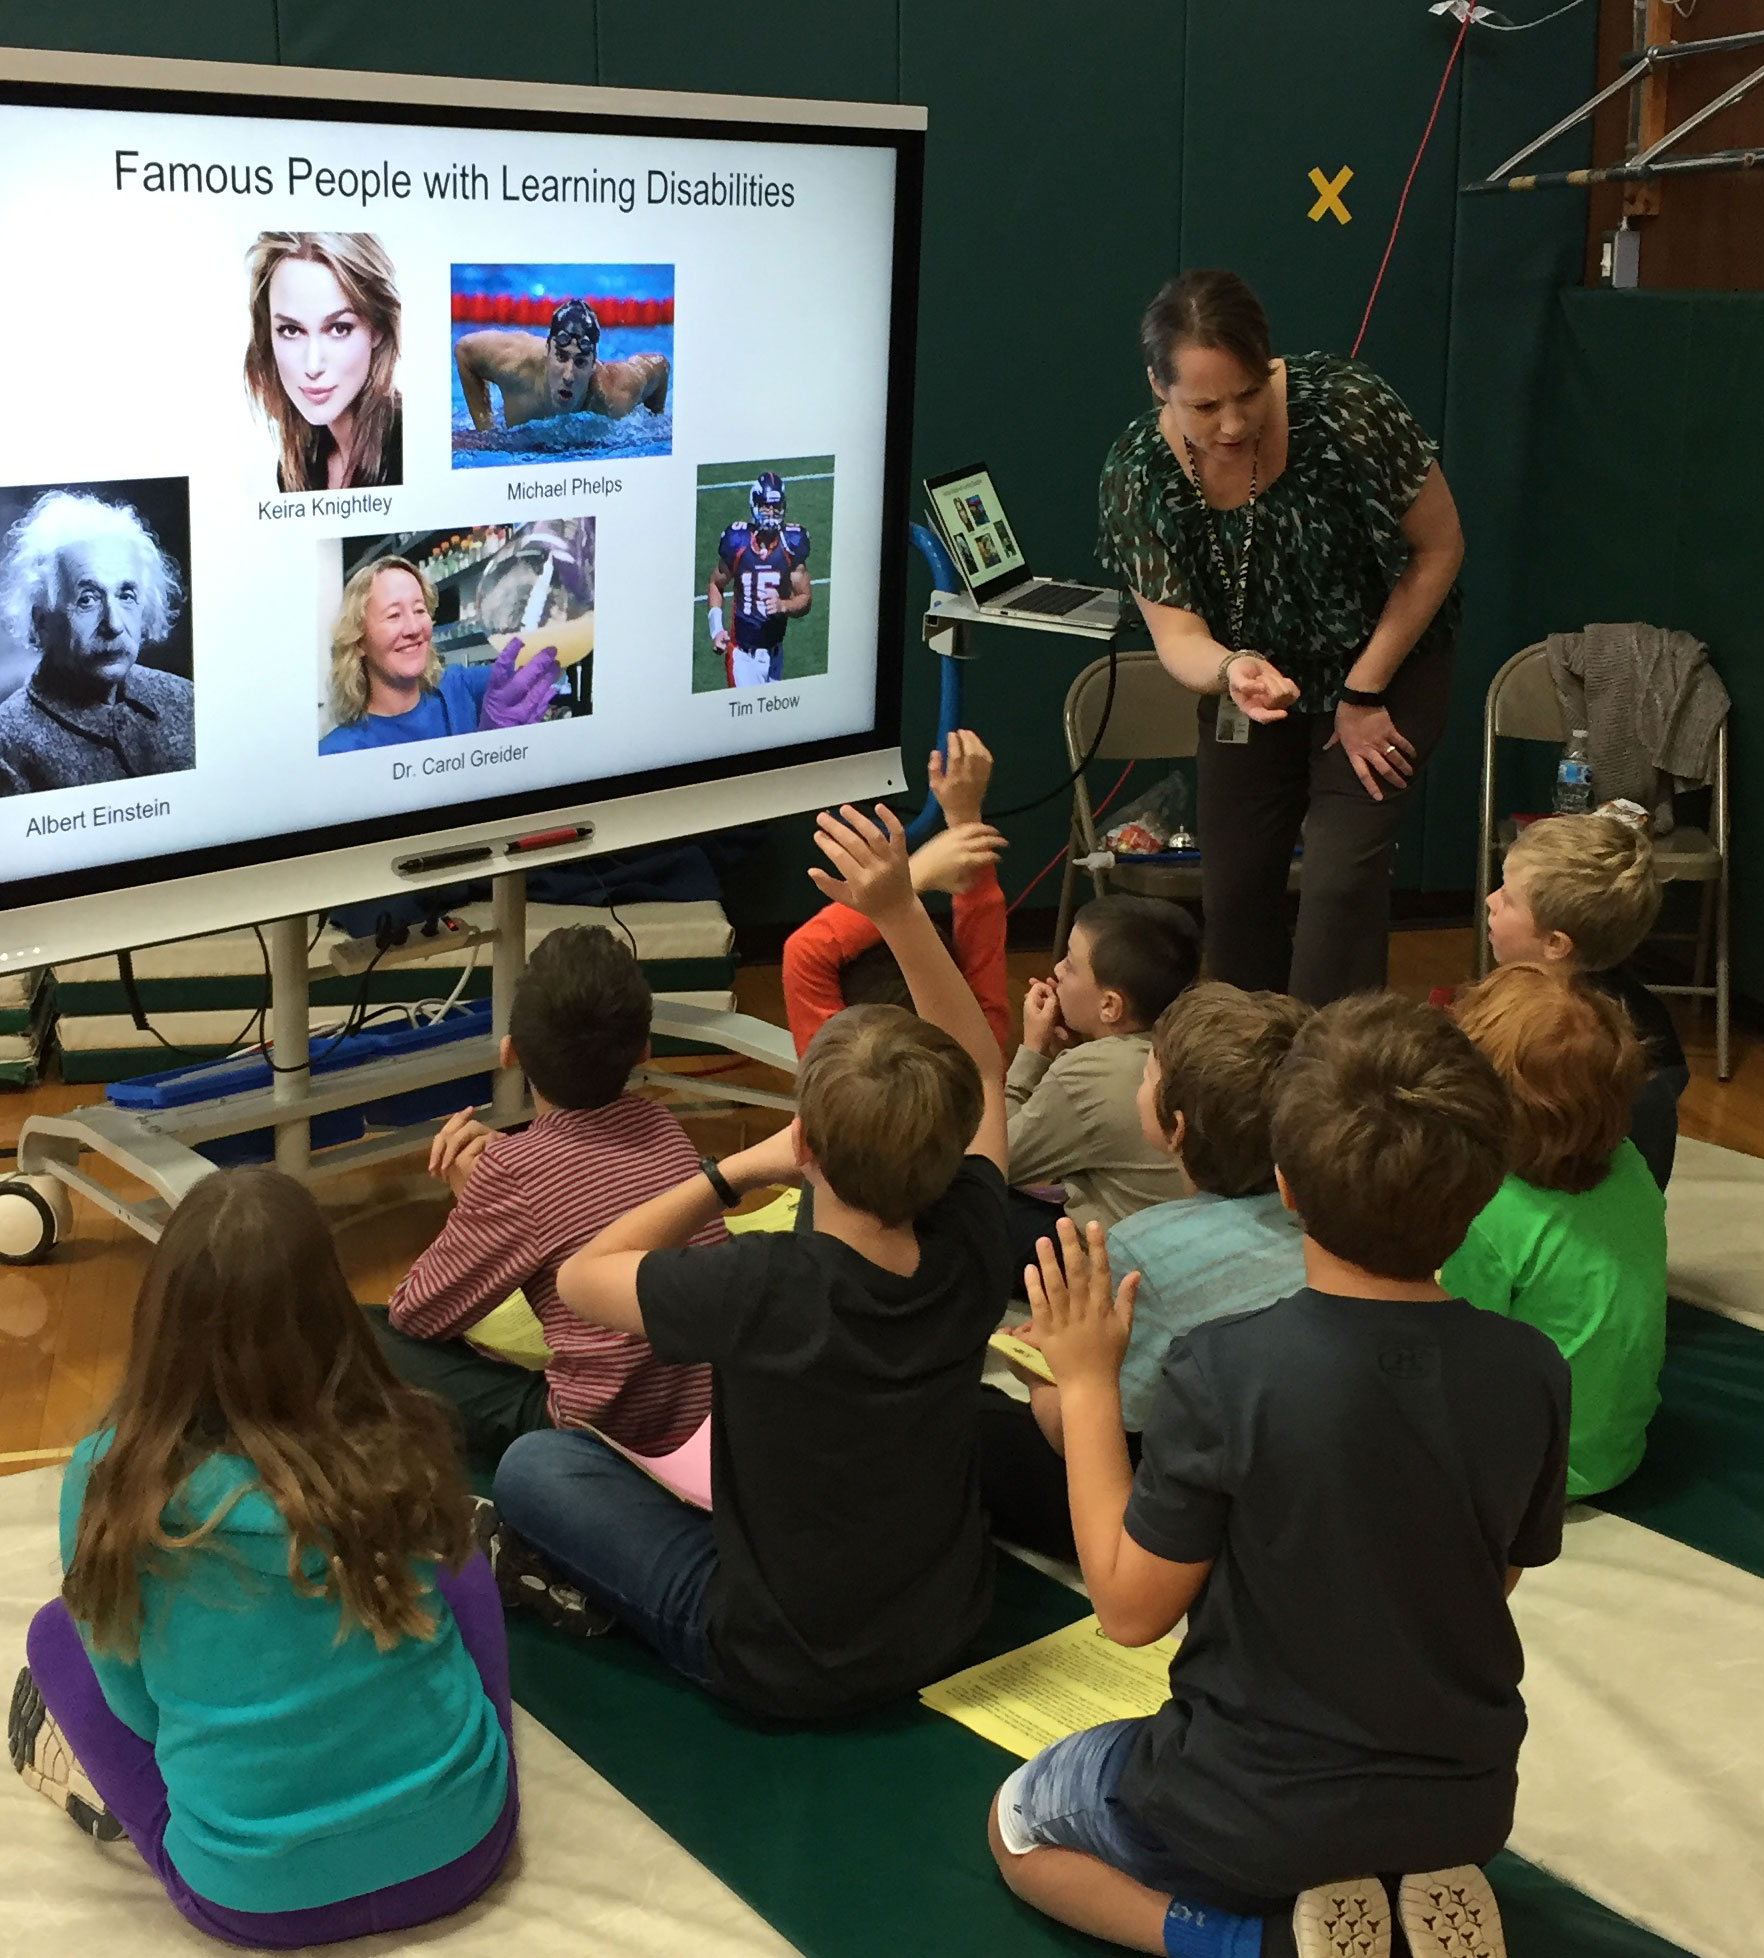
396, 846, 495, 875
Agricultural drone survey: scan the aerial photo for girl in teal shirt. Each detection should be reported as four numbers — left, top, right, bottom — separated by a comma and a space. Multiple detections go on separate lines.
1445, 963, 1668, 1499
10, 1167, 515, 1946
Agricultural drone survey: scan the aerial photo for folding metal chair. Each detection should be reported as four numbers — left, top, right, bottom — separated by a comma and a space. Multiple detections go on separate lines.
1473, 642, 1731, 1079
1051, 652, 1300, 959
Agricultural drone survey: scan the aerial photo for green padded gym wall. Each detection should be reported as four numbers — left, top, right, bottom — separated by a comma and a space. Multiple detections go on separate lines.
1524, 289, 1764, 998
0, 1, 1603, 934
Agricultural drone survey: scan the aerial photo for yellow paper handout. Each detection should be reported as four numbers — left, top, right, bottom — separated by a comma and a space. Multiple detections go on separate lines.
921, 1614, 1178, 1760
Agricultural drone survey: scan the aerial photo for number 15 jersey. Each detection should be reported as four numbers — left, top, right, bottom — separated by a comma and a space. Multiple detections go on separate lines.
718, 522, 811, 652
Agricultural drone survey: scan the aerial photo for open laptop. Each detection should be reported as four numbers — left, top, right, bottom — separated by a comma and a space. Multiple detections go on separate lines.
923, 463, 1121, 627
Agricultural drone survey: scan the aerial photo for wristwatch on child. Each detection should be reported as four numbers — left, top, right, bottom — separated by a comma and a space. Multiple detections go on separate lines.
699, 1156, 740, 1208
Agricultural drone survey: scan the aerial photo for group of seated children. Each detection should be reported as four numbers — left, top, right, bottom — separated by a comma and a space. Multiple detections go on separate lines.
11, 771, 1677, 1958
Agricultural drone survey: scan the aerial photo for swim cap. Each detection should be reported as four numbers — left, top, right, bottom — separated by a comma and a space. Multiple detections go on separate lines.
547, 299, 601, 356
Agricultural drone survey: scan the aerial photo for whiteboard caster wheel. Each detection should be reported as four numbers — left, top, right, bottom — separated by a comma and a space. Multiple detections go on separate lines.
0, 1175, 69, 1264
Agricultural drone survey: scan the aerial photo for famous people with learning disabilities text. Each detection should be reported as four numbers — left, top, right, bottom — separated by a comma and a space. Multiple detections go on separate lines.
245, 232, 403, 493
318, 556, 557, 756
0, 490, 193, 797
455, 300, 669, 435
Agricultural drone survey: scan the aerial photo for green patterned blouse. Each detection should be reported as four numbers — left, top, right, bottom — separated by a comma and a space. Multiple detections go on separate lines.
1097, 352, 1460, 714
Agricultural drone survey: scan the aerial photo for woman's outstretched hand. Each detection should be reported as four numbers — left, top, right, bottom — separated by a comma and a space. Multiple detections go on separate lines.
1226, 654, 1300, 723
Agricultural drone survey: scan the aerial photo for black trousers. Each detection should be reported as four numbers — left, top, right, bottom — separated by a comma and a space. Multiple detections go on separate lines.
365, 1305, 553, 1476
976, 1386, 1142, 1562
1195, 636, 1455, 1005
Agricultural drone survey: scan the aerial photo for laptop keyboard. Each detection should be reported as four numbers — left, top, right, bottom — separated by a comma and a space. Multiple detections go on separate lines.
1000, 583, 1102, 616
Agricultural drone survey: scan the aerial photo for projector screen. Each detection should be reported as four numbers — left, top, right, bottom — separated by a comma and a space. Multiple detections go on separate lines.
0, 50, 920, 971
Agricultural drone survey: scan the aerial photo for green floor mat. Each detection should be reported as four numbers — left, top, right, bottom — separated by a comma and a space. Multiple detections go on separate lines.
506, 1555, 1690, 1958
1597, 1301, 1764, 1580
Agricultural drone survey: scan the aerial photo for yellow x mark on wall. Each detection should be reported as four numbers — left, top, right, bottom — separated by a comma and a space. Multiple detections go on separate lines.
1307, 165, 1353, 224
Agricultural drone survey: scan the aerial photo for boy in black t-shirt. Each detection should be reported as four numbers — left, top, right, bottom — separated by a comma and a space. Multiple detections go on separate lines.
990, 995, 1569, 1958
491, 802, 1013, 1720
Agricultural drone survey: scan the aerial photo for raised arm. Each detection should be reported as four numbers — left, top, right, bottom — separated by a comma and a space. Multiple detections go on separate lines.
1028, 1219, 1212, 1646
808, 803, 1008, 1174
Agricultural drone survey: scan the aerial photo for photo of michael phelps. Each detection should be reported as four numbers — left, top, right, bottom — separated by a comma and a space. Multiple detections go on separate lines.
450, 264, 673, 468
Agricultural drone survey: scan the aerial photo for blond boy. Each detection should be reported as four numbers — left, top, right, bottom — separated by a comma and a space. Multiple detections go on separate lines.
1485, 812, 1685, 1187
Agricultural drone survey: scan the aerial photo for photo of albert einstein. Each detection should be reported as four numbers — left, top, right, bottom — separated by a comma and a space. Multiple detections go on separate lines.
0, 479, 195, 797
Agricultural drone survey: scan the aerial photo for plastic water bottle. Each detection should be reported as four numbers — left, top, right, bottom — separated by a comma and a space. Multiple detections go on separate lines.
1553, 730, 1594, 814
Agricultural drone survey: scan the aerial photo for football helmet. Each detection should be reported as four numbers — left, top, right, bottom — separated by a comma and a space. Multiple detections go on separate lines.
749, 471, 787, 530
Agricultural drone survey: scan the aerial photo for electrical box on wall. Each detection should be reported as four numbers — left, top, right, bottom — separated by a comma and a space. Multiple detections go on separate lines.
1599, 226, 1641, 289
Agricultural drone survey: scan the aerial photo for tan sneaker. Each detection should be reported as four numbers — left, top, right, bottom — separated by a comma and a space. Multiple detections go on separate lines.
1292, 1873, 1391, 1956
1397, 1865, 1506, 1957
8, 1666, 125, 1842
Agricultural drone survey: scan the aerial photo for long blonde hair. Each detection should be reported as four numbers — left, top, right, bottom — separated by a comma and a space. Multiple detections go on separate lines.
63, 1167, 476, 1659
244, 231, 402, 492
328, 555, 441, 726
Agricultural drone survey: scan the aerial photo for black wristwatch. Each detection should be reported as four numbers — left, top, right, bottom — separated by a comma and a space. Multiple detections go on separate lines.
699, 1156, 740, 1208
1336, 684, 1387, 708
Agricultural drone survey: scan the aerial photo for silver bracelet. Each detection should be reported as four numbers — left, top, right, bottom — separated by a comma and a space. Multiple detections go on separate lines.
1215, 650, 1247, 695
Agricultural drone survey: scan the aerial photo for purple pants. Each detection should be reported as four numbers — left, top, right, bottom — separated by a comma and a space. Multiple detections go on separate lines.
26, 1554, 518, 1949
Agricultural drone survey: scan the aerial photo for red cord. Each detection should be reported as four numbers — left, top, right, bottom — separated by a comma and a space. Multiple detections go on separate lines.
1006, 763, 1137, 916
1350, 7, 1474, 360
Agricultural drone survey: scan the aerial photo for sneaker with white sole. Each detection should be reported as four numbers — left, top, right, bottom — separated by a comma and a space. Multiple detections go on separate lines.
1291, 1874, 1391, 1957
477, 1508, 617, 1640
9, 1666, 125, 1842
1397, 1865, 1506, 1957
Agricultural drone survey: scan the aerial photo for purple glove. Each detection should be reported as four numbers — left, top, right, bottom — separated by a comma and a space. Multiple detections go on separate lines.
477, 638, 559, 730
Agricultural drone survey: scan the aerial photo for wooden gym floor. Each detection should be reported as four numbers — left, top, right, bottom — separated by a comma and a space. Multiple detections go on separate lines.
3, 927, 1759, 1473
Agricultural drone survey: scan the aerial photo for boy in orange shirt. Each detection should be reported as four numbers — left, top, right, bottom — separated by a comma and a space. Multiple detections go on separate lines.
781, 729, 1010, 1057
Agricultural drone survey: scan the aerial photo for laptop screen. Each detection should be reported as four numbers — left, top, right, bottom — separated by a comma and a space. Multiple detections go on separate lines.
924, 465, 1029, 598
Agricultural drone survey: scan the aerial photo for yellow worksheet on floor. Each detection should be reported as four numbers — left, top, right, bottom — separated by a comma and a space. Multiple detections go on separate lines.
921, 1614, 1178, 1759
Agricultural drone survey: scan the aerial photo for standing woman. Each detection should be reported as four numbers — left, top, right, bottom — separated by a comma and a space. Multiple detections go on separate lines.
1098, 270, 1463, 1004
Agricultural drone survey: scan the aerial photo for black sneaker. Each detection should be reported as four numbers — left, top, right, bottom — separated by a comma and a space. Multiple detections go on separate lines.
9, 1666, 125, 1842
1397, 1866, 1506, 1957
479, 1511, 616, 1640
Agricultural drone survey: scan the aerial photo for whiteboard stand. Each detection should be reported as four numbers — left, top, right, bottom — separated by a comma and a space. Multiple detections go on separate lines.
8, 864, 798, 1259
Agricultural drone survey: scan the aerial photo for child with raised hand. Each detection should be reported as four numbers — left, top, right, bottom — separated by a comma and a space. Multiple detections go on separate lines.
1485, 811, 1684, 1187
1007, 895, 1200, 1269
989, 995, 1569, 1958
490, 801, 1015, 1720
10, 1167, 514, 1947
1446, 961, 1667, 1500
781, 727, 1011, 1056
981, 984, 1311, 1559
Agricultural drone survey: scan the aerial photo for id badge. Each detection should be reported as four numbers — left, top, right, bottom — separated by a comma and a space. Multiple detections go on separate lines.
1215, 695, 1251, 745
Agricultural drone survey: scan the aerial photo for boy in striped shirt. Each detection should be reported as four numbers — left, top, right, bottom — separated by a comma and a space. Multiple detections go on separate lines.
371, 925, 717, 1472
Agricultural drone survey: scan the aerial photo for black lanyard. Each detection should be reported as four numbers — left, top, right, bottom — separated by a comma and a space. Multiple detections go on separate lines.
1183, 437, 1259, 648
